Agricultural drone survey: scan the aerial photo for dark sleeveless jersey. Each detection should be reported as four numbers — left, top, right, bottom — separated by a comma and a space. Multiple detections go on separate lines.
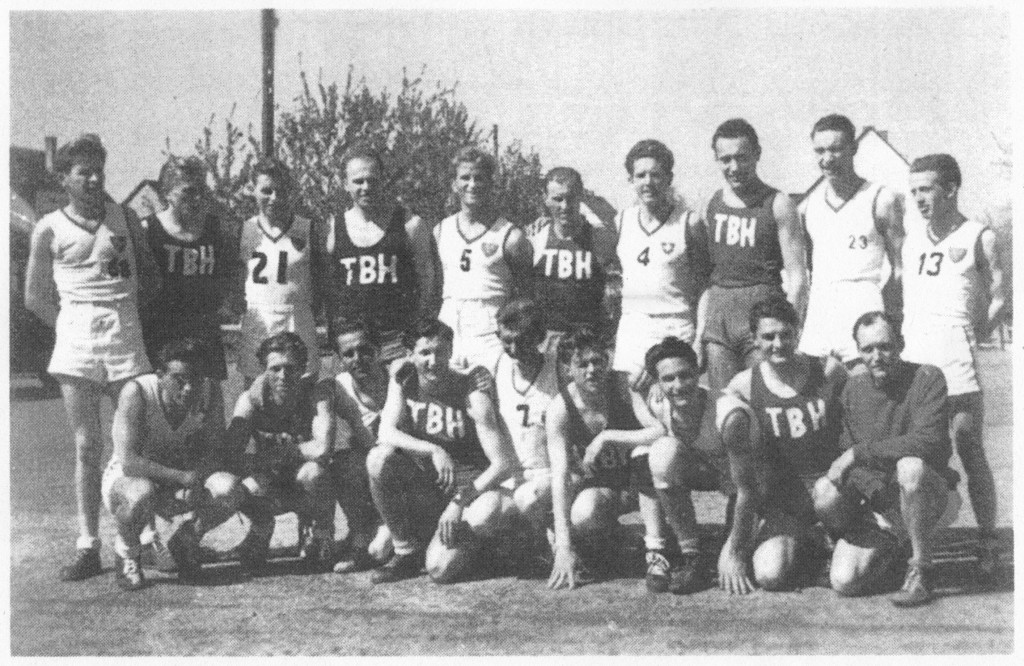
142, 213, 222, 327
402, 370, 486, 469
705, 184, 783, 288
564, 382, 642, 470
331, 207, 417, 332
532, 221, 606, 331
749, 358, 841, 482
249, 376, 321, 467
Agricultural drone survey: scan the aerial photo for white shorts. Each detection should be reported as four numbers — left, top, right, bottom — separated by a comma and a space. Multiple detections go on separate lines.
239, 304, 320, 379
799, 280, 883, 362
49, 300, 151, 384
901, 322, 979, 396
613, 310, 695, 378
439, 298, 505, 372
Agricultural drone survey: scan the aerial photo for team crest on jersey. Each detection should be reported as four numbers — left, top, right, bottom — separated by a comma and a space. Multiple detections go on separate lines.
949, 247, 967, 263
111, 235, 127, 253
292, 235, 307, 251
482, 242, 499, 257
661, 242, 675, 254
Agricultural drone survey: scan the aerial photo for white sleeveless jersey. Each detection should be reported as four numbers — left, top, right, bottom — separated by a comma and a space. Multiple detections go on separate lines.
241, 215, 315, 307
902, 217, 985, 327
334, 371, 381, 434
45, 201, 139, 304
805, 180, 887, 285
616, 205, 694, 315
493, 350, 558, 470
134, 373, 211, 465
435, 213, 515, 302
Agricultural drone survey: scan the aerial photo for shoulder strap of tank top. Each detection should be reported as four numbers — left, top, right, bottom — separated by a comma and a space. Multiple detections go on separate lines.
748, 363, 767, 411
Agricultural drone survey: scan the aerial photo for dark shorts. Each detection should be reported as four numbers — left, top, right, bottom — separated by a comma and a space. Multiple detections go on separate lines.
844, 463, 959, 513
143, 318, 227, 380
579, 453, 653, 491
760, 471, 817, 525
948, 391, 983, 419
702, 283, 785, 357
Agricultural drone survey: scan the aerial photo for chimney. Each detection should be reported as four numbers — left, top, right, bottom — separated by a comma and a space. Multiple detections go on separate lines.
44, 136, 57, 172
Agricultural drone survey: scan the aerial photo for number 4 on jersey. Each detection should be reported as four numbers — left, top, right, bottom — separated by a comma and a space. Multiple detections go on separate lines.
637, 247, 650, 266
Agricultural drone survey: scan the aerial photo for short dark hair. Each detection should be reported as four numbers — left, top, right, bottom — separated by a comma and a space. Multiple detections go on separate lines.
851, 310, 903, 347
251, 156, 293, 187
644, 337, 699, 377
910, 153, 962, 189
624, 139, 674, 175
811, 114, 857, 145
749, 296, 800, 334
257, 331, 308, 369
158, 155, 208, 196
496, 298, 546, 341
712, 118, 761, 154
155, 337, 210, 375
545, 167, 584, 196
402, 317, 454, 350
331, 317, 381, 351
54, 134, 107, 174
342, 145, 385, 177
452, 146, 497, 181
558, 326, 611, 364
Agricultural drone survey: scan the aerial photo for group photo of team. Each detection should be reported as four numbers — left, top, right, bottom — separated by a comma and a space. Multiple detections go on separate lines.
8, 6, 1015, 657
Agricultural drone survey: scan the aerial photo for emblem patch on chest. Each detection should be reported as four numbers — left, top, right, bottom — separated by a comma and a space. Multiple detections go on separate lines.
482, 242, 499, 257
948, 247, 967, 263
661, 242, 675, 254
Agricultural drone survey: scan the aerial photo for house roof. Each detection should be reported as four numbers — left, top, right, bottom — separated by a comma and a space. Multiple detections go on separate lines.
122, 179, 160, 206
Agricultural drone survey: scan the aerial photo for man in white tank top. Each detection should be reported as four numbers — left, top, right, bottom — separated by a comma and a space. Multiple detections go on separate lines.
102, 338, 243, 590
238, 158, 326, 382
434, 147, 533, 372
24, 135, 160, 582
798, 115, 905, 363
612, 140, 709, 382
902, 154, 1006, 578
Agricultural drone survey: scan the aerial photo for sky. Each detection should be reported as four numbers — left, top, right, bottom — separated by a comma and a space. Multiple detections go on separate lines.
8, 3, 1015, 218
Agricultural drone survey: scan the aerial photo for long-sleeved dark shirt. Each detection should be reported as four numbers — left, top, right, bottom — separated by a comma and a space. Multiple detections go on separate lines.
839, 361, 953, 478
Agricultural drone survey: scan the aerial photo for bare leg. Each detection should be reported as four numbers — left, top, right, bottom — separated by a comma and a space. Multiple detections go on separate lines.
951, 398, 995, 537
60, 377, 105, 550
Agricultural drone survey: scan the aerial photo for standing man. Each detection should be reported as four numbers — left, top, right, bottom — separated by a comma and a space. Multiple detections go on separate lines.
24, 134, 159, 581
901, 154, 1005, 577
434, 147, 534, 372
816, 312, 961, 606
612, 140, 709, 382
799, 114, 905, 364
716, 297, 845, 594
701, 119, 808, 398
327, 148, 438, 363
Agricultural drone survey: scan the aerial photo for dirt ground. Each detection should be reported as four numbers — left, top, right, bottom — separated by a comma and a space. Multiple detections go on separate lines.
7, 350, 1014, 655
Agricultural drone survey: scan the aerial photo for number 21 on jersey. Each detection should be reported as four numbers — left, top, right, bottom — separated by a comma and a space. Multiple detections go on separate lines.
251, 250, 289, 284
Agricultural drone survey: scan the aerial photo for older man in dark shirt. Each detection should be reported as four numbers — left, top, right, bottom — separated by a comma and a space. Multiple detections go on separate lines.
813, 311, 960, 607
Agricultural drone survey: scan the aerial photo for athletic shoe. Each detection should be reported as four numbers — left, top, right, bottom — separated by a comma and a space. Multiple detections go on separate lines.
890, 565, 932, 607
371, 551, 424, 584
167, 522, 203, 581
299, 529, 334, 572
147, 533, 179, 573
114, 555, 146, 592
645, 550, 672, 593
59, 549, 102, 582
976, 538, 999, 584
669, 552, 702, 595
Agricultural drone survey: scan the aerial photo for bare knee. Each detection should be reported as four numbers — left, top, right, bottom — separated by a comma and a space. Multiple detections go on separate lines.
896, 457, 925, 494
752, 540, 797, 591
571, 489, 617, 537
365, 445, 398, 480
463, 491, 508, 538
425, 540, 471, 584
296, 461, 329, 489
112, 478, 157, 523
205, 472, 244, 510
647, 436, 684, 488
513, 477, 551, 521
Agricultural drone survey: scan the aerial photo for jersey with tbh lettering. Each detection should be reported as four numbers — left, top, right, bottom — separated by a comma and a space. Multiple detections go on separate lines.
805, 180, 887, 285
435, 213, 515, 302
902, 218, 985, 327
402, 370, 487, 469
616, 205, 699, 315
530, 219, 606, 331
331, 207, 417, 332
45, 201, 140, 304
240, 215, 315, 307
248, 375, 322, 467
749, 359, 841, 481
142, 213, 221, 324
706, 184, 783, 288
133, 373, 212, 471
564, 382, 642, 473
494, 350, 559, 470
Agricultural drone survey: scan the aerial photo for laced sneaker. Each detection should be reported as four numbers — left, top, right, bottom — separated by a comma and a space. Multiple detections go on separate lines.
669, 552, 703, 595
890, 565, 932, 608
59, 549, 103, 582
371, 551, 425, 584
299, 528, 335, 572
645, 550, 672, 593
148, 532, 178, 573
168, 523, 203, 581
114, 554, 146, 592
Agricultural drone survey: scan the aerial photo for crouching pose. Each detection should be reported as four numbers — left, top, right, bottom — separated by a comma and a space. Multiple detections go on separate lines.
227, 332, 338, 574
814, 311, 961, 607
717, 297, 846, 594
368, 318, 518, 584
104, 338, 243, 591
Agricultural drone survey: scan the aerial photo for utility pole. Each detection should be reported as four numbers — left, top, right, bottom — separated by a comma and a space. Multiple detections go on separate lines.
261, 9, 277, 156
492, 124, 499, 160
